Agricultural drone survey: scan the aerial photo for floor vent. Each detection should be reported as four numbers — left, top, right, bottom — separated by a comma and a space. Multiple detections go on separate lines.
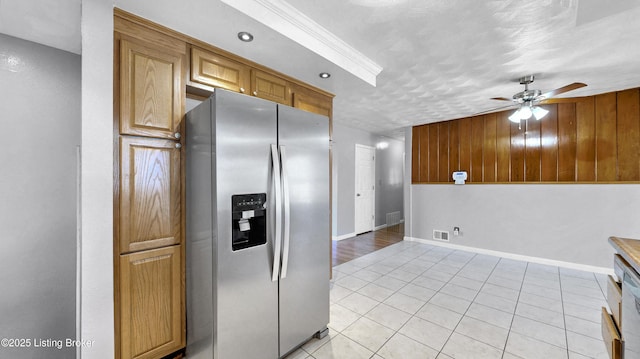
433, 230, 450, 241
386, 211, 401, 226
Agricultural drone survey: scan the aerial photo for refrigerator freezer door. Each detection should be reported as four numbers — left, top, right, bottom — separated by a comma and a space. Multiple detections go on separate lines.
185, 97, 215, 358
277, 105, 330, 356
214, 90, 280, 359
186, 89, 280, 359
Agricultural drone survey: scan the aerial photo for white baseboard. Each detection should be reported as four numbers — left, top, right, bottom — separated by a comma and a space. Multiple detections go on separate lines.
332, 232, 356, 241
374, 219, 405, 231
404, 236, 613, 275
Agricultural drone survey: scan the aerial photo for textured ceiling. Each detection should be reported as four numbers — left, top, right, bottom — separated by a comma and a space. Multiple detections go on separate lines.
292, 0, 640, 138
4, 0, 640, 139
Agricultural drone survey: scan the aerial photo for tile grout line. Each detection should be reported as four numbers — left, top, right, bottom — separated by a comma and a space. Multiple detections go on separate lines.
557, 266, 571, 359
500, 260, 528, 359
559, 271, 603, 359
421, 250, 482, 356
433, 251, 502, 356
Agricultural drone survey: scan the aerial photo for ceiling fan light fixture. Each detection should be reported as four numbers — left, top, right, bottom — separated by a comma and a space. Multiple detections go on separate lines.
518, 105, 532, 120
509, 109, 522, 123
532, 106, 549, 120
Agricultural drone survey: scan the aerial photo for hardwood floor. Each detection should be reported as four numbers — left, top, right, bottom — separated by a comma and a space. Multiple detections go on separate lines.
332, 224, 404, 267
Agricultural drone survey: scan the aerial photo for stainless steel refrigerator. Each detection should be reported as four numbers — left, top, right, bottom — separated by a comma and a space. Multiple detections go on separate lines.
185, 89, 330, 359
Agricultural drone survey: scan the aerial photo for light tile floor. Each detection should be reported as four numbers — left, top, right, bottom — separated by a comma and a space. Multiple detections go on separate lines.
285, 241, 610, 359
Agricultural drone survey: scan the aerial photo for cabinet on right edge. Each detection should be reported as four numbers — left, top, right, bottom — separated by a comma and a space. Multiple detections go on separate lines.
292, 84, 332, 118
602, 275, 623, 359
603, 243, 633, 359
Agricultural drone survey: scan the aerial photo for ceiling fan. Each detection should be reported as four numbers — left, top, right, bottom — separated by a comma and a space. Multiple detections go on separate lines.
485, 75, 587, 123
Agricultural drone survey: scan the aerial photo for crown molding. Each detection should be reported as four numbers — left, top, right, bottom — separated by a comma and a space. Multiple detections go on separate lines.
220, 0, 382, 86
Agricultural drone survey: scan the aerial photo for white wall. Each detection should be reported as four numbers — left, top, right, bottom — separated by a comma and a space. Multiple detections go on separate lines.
404, 128, 640, 269
80, 0, 114, 357
332, 123, 404, 237
0, 33, 80, 358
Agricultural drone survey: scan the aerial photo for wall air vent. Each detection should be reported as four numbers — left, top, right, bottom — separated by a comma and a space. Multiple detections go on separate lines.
433, 230, 450, 241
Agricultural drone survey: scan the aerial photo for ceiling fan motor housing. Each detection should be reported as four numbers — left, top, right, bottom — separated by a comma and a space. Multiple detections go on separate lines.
512, 89, 541, 103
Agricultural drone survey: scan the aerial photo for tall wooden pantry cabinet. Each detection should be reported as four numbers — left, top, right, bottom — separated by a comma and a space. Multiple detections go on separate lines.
114, 13, 186, 359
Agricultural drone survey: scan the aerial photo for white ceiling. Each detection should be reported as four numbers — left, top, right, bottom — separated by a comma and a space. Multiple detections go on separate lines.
3, 0, 640, 139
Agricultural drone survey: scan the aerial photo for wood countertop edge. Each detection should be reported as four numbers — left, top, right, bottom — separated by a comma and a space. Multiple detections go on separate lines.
609, 236, 640, 274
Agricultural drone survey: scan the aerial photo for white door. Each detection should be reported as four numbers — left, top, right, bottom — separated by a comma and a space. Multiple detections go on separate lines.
355, 144, 375, 234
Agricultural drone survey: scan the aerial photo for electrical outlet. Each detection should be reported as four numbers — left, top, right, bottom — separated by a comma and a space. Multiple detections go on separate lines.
453, 227, 460, 236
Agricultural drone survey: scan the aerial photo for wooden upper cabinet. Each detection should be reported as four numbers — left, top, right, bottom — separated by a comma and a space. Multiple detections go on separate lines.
190, 46, 250, 94
120, 136, 181, 254
251, 69, 292, 105
119, 35, 185, 139
292, 86, 333, 118
120, 245, 184, 359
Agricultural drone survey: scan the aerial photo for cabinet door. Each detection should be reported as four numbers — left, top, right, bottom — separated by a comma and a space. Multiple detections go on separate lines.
120, 136, 181, 253
251, 69, 292, 105
120, 245, 184, 359
119, 36, 185, 139
293, 91, 332, 118
190, 46, 250, 94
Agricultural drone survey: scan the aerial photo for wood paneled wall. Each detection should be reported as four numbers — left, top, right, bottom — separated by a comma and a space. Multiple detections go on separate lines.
412, 88, 640, 183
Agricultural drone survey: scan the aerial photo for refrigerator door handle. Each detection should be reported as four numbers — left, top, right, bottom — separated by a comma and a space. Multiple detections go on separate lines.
271, 144, 283, 282
280, 145, 291, 279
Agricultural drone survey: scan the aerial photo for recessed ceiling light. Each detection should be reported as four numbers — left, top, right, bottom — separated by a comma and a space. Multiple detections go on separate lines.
319, 72, 331, 79
237, 31, 254, 42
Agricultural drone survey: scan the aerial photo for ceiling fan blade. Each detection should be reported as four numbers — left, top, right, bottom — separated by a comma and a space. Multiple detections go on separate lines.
490, 97, 513, 101
539, 82, 587, 99
472, 104, 518, 116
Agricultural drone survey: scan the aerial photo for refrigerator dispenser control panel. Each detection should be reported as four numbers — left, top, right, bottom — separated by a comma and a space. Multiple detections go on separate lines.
231, 193, 267, 251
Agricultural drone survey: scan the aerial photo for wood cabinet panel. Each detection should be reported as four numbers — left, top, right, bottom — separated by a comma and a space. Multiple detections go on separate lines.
119, 36, 184, 139
438, 122, 450, 182
292, 90, 332, 118
525, 118, 541, 181
459, 118, 472, 175
510, 121, 525, 182
595, 93, 618, 181
418, 125, 430, 183
449, 121, 460, 174
607, 275, 622, 328
120, 245, 184, 359
190, 46, 250, 94
496, 112, 511, 182
120, 136, 181, 254
412, 127, 420, 183
576, 97, 596, 181
540, 104, 558, 182
558, 103, 577, 181
252, 70, 292, 105
470, 116, 484, 182
601, 308, 623, 359
483, 114, 497, 182
411, 87, 640, 184
616, 88, 640, 181
428, 124, 439, 182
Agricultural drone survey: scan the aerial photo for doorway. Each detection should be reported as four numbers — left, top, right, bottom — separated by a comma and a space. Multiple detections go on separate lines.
354, 144, 375, 234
